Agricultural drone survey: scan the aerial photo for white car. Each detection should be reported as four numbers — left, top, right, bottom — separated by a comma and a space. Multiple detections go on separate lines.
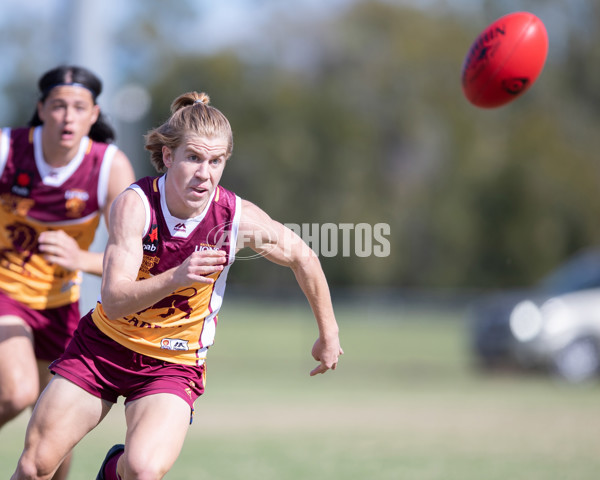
469, 248, 600, 382
509, 290, 600, 382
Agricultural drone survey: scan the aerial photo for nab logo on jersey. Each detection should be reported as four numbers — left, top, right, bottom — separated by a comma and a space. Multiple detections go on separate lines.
143, 224, 159, 253
11, 170, 33, 197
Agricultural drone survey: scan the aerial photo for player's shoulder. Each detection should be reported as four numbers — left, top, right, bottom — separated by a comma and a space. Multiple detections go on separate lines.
110, 147, 133, 168
239, 197, 273, 225
114, 186, 145, 209
4, 126, 30, 140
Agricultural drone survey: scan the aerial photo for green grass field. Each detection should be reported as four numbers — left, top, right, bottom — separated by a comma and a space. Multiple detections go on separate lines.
2, 298, 600, 479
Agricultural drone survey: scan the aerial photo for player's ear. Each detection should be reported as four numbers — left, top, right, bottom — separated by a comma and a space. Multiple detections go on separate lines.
162, 146, 173, 168
37, 101, 45, 123
90, 104, 100, 125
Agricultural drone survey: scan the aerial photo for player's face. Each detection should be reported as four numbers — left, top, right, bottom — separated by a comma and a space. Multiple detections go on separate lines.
162, 134, 229, 218
37, 85, 99, 153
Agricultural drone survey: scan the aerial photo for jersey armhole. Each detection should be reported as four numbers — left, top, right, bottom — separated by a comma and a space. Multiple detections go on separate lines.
128, 184, 151, 237
97, 144, 118, 210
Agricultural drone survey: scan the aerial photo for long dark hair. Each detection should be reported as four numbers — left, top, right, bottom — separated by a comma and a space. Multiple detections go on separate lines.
27, 65, 116, 144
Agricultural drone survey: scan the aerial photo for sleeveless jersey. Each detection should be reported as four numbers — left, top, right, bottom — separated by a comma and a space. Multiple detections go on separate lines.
92, 175, 241, 366
0, 126, 117, 309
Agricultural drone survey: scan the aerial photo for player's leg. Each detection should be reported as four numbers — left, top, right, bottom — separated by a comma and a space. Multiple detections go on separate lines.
11, 375, 113, 480
38, 301, 86, 479
36, 360, 73, 480
49, 452, 72, 480
0, 315, 39, 427
117, 393, 191, 479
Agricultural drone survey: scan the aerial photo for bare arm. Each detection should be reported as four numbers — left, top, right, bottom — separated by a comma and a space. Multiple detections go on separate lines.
239, 199, 343, 376
38, 149, 136, 276
100, 189, 226, 320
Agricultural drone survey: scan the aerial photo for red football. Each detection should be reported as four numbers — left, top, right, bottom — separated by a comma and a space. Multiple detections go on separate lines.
461, 11, 549, 108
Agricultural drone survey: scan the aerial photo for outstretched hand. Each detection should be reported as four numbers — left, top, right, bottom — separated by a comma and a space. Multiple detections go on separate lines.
310, 337, 344, 376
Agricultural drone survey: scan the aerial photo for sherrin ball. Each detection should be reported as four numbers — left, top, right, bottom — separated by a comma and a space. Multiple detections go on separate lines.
461, 11, 549, 108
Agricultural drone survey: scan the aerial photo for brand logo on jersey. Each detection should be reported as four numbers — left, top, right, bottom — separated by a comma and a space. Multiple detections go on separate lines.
194, 244, 221, 253
174, 222, 186, 232
65, 189, 88, 218
11, 170, 33, 197
160, 338, 189, 351
65, 189, 89, 202
143, 224, 159, 252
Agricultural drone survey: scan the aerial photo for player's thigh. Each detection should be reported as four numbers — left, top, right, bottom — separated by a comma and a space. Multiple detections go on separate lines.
23, 375, 113, 468
123, 393, 191, 475
0, 315, 38, 401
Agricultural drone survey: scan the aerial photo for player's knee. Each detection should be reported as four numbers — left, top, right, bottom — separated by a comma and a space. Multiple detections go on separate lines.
123, 466, 167, 480
13, 454, 52, 480
0, 385, 37, 424
122, 456, 169, 480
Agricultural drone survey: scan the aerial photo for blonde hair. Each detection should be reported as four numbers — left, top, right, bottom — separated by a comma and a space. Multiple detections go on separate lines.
144, 91, 233, 172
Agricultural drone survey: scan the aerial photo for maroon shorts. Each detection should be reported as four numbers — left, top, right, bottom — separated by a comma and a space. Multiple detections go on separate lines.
50, 312, 206, 413
0, 290, 81, 362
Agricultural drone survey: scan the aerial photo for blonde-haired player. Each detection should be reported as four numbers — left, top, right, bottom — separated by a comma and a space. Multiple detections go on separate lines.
11, 91, 342, 480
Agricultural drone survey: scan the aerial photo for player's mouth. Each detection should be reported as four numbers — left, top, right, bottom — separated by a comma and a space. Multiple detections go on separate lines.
61, 128, 75, 140
190, 185, 209, 197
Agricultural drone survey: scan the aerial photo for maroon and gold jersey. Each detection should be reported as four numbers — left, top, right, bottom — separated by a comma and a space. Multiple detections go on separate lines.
0, 126, 118, 309
92, 175, 241, 366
